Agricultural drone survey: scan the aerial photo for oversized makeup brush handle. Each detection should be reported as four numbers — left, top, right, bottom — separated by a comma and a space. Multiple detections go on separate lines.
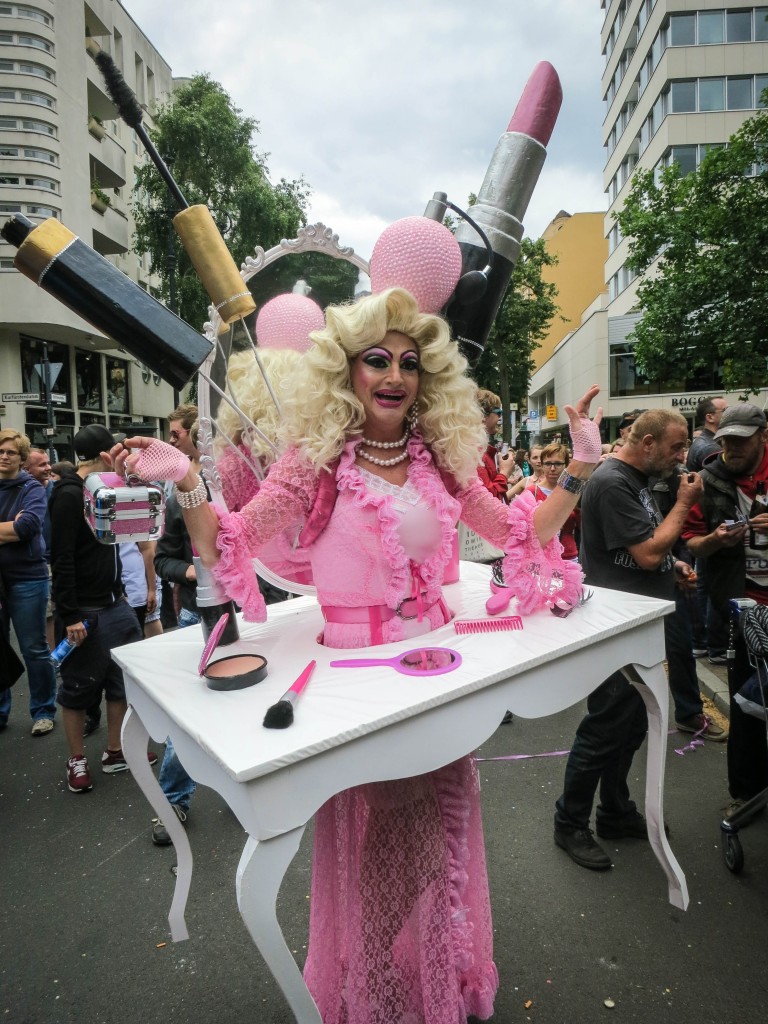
94, 51, 256, 324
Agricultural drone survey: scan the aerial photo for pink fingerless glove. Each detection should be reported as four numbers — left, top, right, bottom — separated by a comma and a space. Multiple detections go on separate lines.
130, 440, 191, 482
570, 418, 603, 464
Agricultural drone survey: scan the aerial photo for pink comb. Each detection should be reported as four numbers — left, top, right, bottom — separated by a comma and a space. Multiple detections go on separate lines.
454, 616, 523, 634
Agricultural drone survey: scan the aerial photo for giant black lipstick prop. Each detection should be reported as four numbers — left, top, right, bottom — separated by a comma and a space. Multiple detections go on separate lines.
0, 214, 212, 391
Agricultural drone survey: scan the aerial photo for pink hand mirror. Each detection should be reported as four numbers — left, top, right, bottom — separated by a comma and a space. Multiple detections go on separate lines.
330, 647, 462, 677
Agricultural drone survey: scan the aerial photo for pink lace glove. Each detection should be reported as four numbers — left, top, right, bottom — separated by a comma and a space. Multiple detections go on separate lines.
125, 439, 190, 482
564, 385, 603, 463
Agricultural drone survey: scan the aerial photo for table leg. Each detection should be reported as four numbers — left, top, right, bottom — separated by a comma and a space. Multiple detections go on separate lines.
624, 662, 689, 911
236, 827, 321, 1024
122, 706, 193, 941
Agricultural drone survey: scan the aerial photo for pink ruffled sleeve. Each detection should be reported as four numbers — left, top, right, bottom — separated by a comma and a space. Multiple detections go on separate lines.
213, 447, 321, 621
455, 478, 583, 614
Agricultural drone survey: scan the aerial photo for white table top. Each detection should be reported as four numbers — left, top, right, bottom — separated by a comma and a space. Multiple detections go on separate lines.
112, 563, 673, 785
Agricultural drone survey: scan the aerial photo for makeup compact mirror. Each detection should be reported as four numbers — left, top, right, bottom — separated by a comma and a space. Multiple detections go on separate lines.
203, 653, 269, 691
330, 647, 462, 677
196, 224, 370, 598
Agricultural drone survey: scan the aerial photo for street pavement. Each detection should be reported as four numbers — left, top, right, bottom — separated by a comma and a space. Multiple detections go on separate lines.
2, 651, 768, 1024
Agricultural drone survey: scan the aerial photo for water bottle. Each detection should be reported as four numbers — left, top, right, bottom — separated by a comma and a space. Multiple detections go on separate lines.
50, 620, 91, 670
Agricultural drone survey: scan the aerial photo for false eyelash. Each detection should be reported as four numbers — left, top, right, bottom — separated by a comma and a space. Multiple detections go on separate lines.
454, 616, 523, 634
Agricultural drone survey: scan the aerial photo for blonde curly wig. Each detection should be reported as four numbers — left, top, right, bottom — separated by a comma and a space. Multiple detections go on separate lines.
216, 347, 302, 466
279, 288, 485, 486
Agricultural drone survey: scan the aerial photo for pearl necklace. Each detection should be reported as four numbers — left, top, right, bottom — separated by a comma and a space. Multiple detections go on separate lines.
360, 426, 410, 449
357, 447, 410, 467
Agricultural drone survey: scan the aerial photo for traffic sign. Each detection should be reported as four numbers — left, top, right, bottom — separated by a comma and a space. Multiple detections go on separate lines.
2, 392, 40, 402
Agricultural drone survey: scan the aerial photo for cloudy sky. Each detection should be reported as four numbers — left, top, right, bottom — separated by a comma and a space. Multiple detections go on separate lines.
120, 0, 607, 259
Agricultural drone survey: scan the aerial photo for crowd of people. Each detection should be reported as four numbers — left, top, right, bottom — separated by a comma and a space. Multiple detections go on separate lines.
1, 303, 764, 1022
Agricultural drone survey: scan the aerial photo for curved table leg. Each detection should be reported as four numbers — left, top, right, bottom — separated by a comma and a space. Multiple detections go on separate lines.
236, 827, 321, 1024
624, 662, 689, 911
122, 706, 193, 941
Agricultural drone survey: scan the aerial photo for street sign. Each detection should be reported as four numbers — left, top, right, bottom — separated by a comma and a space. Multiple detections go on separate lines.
51, 393, 66, 403
2, 392, 40, 402
546, 405, 558, 421
528, 409, 538, 419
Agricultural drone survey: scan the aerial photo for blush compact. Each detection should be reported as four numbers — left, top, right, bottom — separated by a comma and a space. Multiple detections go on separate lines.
203, 653, 268, 691
198, 613, 268, 691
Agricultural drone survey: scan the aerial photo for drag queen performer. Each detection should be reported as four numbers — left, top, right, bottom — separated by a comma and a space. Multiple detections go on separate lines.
111, 287, 602, 1024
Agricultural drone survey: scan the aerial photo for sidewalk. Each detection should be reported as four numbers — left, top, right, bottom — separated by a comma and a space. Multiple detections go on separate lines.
697, 656, 730, 717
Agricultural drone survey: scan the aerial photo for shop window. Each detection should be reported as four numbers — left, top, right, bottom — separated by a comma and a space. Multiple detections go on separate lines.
75, 349, 103, 411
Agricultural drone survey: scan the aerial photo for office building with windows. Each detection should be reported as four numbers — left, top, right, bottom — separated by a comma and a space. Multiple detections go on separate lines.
0, 0, 177, 458
527, 1, 768, 444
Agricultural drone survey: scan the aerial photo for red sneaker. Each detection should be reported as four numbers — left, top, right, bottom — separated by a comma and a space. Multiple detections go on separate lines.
101, 749, 159, 773
66, 755, 93, 793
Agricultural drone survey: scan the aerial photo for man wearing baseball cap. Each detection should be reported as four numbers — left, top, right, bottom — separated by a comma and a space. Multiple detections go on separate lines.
683, 402, 768, 817
49, 423, 153, 794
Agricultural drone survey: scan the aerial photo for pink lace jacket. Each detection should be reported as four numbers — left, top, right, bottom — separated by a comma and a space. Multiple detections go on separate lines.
213, 435, 583, 636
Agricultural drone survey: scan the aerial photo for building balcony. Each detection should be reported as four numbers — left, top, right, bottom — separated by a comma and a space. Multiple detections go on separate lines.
89, 129, 127, 188
91, 199, 130, 255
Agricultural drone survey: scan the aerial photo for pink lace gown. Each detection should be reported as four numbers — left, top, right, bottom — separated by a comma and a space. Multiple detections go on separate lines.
214, 436, 582, 1024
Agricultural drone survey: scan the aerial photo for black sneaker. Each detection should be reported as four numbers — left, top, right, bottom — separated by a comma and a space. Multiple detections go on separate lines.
152, 804, 188, 846
554, 827, 612, 870
596, 810, 649, 840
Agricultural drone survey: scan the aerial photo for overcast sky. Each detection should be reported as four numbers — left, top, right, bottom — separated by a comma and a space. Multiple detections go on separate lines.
120, 0, 607, 259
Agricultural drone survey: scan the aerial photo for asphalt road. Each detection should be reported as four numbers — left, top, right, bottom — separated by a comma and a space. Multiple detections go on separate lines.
2, 665, 768, 1024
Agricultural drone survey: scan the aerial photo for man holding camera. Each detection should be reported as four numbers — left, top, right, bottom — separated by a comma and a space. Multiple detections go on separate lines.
683, 404, 768, 816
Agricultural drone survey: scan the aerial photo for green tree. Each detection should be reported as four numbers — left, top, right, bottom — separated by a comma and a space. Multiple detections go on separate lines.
132, 74, 310, 331
616, 103, 768, 393
474, 237, 560, 443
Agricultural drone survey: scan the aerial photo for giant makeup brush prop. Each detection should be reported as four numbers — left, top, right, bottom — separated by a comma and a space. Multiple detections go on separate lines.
94, 51, 282, 421
95, 51, 255, 328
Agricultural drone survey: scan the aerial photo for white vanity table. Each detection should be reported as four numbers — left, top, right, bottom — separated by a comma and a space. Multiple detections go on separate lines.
112, 562, 687, 1024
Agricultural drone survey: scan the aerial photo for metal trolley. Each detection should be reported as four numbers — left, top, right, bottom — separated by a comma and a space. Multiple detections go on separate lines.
720, 598, 768, 873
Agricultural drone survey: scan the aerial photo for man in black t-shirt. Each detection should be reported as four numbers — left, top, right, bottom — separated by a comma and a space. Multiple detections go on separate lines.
554, 410, 704, 870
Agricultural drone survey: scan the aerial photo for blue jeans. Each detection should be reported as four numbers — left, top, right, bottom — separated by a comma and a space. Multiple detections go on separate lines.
0, 578, 57, 725
157, 608, 200, 810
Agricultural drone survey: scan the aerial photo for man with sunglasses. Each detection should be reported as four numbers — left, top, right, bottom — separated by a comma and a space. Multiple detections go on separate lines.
476, 389, 517, 501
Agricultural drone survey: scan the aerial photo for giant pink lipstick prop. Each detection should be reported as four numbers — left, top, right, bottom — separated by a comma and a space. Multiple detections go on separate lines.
441, 61, 563, 364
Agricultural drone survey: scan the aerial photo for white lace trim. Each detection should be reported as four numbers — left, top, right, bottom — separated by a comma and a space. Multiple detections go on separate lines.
358, 466, 421, 507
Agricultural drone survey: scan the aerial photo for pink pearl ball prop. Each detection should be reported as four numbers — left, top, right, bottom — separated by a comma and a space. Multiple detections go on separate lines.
369, 217, 462, 313
255, 293, 324, 352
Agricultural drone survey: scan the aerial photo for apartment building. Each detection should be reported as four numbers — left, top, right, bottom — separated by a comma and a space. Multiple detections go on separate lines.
0, 0, 175, 458
528, 0, 768, 444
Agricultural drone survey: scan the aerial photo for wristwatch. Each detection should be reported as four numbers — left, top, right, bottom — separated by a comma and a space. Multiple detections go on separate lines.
557, 469, 587, 496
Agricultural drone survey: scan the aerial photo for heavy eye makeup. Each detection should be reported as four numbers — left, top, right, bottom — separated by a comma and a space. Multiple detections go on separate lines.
360, 347, 421, 373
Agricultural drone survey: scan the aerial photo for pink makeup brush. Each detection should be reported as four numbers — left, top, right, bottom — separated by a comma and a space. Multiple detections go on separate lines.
263, 660, 316, 729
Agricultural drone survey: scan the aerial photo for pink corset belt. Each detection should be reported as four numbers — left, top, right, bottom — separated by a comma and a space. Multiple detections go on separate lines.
321, 593, 449, 646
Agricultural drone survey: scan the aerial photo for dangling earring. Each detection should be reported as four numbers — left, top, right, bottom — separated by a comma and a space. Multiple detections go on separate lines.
408, 399, 419, 431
